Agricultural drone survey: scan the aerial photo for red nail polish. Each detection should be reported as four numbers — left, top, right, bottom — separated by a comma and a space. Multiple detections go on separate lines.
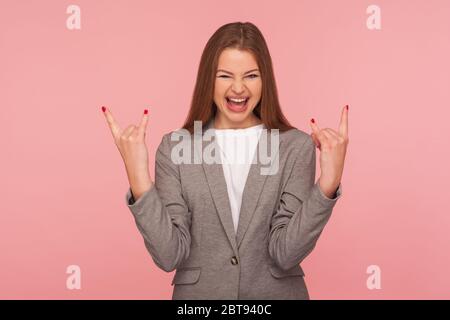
101, 106, 106, 112
346, 105, 349, 110
311, 118, 315, 123
144, 109, 148, 115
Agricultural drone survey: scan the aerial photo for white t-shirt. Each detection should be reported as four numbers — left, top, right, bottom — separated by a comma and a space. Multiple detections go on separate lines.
213, 123, 265, 234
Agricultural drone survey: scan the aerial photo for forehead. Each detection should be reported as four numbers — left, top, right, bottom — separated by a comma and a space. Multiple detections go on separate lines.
217, 48, 259, 70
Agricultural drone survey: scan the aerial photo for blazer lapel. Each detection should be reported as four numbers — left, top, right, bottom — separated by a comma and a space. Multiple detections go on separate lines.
202, 155, 239, 253
197, 119, 282, 254
236, 129, 282, 248
197, 119, 238, 254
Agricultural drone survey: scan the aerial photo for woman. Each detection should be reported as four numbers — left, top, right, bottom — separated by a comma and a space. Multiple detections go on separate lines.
102, 21, 348, 299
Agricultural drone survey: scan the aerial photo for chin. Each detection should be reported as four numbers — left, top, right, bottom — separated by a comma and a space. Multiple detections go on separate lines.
224, 109, 253, 122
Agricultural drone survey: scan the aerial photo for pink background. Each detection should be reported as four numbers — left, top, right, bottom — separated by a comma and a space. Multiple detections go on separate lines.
1, 0, 449, 299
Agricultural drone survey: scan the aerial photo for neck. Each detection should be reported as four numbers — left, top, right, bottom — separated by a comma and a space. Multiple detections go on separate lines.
213, 114, 262, 129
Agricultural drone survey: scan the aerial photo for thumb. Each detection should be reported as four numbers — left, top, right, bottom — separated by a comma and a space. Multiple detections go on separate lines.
138, 108, 149, 138
310, 132, 321, 149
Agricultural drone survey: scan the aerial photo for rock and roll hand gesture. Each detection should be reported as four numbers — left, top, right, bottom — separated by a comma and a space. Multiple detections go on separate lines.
102, 106, 153, 200
309, 105, 349, 199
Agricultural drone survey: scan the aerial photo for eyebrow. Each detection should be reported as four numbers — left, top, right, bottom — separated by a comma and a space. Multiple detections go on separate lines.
216, 69, 260, 75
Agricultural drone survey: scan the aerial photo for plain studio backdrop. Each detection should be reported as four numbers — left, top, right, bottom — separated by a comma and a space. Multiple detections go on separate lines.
1, 0, 449, 299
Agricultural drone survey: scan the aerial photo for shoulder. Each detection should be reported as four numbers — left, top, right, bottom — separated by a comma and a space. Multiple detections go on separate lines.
279, 128, 314, 152
161, 128, 191, 142
156, 128, 196, 155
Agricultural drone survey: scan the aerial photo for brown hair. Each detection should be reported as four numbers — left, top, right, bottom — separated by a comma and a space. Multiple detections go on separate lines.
181, 21, 296, 134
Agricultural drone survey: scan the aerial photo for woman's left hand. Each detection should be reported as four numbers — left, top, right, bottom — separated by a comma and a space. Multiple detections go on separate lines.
309, 105, 349, 199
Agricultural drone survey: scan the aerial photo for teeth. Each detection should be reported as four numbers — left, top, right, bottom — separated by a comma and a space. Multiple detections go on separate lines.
228, 98, 247, 103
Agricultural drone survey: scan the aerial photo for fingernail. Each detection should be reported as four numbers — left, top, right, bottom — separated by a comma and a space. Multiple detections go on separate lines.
311, 118, 315, 123
346, 105, 349, 110
101, 106, 106, 112
144, 109, 148, 115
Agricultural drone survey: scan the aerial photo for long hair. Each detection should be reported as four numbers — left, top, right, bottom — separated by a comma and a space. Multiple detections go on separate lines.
181, 21, 296, 134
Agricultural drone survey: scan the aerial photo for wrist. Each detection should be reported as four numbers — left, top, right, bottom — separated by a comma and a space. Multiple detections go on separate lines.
318, 177, 340, 199
130, 181, 154, 201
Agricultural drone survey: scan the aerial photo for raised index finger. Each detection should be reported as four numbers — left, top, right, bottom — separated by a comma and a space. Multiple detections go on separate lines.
339, 105, 349, 138
310, 117, 320, 134
102, 106, 121, 140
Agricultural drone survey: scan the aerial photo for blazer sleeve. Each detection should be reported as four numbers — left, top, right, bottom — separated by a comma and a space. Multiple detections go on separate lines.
268, 135, 343, 271
124, 133, 192, 272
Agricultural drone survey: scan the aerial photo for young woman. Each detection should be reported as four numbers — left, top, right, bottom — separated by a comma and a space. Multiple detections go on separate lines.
102, 21, 348, 299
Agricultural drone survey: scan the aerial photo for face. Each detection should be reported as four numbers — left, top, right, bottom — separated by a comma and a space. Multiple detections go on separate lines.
213, 48, 262, 129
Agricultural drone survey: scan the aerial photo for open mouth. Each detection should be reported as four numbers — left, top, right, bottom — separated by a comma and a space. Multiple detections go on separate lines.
225, 97, 249, 112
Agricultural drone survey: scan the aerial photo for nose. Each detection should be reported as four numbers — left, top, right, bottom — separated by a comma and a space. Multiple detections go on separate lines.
231, 79, 246, 95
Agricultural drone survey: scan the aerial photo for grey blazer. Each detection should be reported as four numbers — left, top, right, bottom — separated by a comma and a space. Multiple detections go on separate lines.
124, 119, 342, 300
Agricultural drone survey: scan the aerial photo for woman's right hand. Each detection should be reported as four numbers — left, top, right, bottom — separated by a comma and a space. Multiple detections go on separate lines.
102, 106, 154, 201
